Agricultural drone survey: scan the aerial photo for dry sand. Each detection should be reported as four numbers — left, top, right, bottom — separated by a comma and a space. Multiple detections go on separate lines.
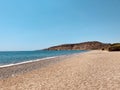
0, 50, 120, 90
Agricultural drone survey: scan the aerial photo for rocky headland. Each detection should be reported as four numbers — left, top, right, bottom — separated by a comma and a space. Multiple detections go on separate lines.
44, 41, 111, 50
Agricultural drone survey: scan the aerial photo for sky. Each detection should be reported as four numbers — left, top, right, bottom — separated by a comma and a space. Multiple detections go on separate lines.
0, 0, 120, 51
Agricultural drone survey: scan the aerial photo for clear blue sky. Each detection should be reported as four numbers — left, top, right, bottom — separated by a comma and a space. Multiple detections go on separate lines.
0, 0, 120, 51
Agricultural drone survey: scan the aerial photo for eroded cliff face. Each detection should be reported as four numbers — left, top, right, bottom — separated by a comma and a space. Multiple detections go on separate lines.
44, 41, 111, 50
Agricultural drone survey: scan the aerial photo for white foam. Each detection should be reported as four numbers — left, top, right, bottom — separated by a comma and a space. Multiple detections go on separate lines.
0, 51, 86, 68
0, 56, 58, 68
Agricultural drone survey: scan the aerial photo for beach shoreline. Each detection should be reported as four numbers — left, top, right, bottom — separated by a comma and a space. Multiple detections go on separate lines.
0, 50, 120, 90
0, 51, 87, 68
0, 52, 85, 79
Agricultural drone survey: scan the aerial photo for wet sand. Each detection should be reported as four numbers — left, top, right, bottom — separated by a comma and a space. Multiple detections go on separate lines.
0, 51, 120, 90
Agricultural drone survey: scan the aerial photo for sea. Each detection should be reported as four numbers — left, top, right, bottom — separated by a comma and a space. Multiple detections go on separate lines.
0, 50, 87, 66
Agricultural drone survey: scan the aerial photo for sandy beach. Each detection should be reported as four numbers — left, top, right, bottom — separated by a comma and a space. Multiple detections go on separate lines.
0, 50, 120, 90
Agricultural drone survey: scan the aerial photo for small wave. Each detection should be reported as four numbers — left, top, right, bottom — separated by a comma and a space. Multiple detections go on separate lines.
0, 56, 58, 68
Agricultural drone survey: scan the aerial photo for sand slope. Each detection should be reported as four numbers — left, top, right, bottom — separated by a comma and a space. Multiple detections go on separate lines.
0, 51, 120, 90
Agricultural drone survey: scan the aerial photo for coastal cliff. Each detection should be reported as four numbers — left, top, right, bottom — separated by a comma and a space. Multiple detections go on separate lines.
44, 41, 111, 50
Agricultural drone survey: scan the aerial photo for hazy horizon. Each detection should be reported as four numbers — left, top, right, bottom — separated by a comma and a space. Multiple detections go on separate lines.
0, 0, 120, 51
0, 41, 117, 51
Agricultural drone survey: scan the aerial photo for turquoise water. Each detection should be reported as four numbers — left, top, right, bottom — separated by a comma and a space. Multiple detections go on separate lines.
0, 50, 87, 66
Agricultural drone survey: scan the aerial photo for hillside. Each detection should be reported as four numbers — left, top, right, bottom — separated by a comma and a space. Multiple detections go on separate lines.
44, 41, 111, 50
109, 43, 120, 51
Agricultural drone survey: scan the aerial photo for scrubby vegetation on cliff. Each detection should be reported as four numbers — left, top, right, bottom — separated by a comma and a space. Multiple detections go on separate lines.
109, 43, 120, 51
44, 41, 111, 50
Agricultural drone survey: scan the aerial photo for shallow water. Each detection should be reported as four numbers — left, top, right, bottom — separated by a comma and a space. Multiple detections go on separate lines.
0, 50, 87, 65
